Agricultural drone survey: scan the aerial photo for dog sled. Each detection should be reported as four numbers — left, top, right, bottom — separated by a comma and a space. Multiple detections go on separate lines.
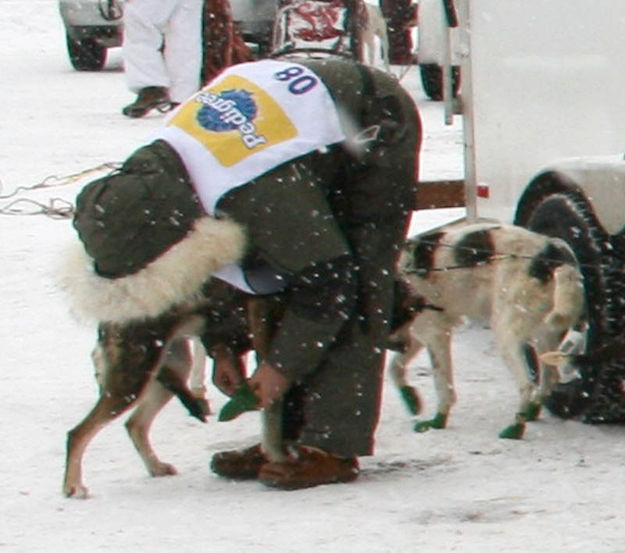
270, 0, 366, 60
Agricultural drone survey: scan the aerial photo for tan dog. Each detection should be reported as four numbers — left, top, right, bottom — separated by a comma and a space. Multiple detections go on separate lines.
390, 222, 586, 439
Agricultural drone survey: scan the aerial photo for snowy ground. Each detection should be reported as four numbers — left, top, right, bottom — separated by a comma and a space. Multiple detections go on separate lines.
2, 2, 625, 552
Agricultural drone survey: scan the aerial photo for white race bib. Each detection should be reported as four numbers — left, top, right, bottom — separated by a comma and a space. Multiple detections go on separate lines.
153, 60, 345, 214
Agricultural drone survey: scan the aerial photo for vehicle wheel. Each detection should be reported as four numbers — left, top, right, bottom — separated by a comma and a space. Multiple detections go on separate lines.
419, 63, 460, 101
66, 33, 107, 71
519, 190, 611, 418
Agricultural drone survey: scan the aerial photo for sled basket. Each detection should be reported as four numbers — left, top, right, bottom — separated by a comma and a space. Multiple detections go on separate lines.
270, 0, 365, 60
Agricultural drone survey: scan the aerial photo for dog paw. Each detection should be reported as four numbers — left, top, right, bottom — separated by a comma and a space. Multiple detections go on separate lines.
498, 423, 525, 440
63, 482, 89, 499
414, 412, 447, 433
196, 398, 212, 417
150, 462, 178, 477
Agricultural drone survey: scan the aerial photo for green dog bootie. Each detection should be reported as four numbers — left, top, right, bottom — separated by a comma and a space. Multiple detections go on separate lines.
218, 383, 260, 422
399, 385, 422, 415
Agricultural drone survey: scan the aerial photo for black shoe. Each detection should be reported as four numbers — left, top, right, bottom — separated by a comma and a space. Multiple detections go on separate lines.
122, 87, 172, 118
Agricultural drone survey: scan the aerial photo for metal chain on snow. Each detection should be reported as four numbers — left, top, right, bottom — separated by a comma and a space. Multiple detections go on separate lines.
0, 162, 120, 219
0, 198, 75, 219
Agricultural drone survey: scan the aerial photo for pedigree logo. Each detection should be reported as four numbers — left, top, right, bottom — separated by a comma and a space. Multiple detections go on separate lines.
196, 89, 266, 149
168, 75, 298, 167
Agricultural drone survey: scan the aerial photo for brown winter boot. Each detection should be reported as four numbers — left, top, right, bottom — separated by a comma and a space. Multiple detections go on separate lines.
122, 86, 174, 118
210, 443, 268, 480
258, 446, 359, 490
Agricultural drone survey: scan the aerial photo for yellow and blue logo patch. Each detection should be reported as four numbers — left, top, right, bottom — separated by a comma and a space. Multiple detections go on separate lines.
167, 75, 298, 167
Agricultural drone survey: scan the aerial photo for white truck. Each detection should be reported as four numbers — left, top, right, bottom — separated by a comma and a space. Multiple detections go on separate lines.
418, 0, 625, 421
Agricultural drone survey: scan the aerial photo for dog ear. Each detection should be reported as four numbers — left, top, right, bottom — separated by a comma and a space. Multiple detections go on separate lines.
410, 231, 444, 276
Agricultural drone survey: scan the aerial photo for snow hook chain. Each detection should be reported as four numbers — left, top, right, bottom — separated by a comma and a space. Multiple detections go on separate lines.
0, 162, 120, 219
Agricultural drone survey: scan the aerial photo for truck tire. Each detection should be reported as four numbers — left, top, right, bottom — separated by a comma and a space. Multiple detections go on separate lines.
419, 63, 460, 101
517, 189, 612, 418
66, 33, 107, 71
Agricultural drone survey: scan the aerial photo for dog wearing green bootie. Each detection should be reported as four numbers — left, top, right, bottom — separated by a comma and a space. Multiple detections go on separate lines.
390, 222, 586, 440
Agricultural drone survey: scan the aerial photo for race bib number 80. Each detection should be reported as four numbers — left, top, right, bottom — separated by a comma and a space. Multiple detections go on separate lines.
273, 65, 319, 94
155, 60, 345, 215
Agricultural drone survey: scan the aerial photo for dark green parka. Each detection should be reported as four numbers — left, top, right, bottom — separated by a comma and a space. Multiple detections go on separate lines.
71, 58, 421, 456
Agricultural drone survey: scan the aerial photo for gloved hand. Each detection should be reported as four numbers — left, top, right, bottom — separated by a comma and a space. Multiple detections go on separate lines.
248, 362, 291, 409
217, 362, 290, 422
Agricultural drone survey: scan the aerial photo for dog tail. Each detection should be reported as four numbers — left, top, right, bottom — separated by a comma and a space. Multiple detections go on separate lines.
544, 264, 585, 329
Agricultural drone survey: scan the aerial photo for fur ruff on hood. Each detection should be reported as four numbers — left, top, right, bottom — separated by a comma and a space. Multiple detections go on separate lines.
59, 216, 246, 324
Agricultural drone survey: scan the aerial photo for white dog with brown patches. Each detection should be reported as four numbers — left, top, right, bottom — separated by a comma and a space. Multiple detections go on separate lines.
389, 222, 586, 439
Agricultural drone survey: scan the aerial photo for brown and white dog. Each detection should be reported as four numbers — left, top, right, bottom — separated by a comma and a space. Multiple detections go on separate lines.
390, 222, 586, 439
61, 277, 422, 499
62, 280, 257, 499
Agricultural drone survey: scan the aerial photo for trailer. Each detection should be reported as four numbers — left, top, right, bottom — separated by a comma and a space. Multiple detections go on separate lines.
417, 0, 625, 421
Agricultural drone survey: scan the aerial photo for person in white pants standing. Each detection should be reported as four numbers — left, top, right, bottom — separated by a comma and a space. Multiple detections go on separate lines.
122, 0, 203, 118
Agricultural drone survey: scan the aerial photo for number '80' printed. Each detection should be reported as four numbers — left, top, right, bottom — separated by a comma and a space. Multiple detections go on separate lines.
273, 66, 318, 95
